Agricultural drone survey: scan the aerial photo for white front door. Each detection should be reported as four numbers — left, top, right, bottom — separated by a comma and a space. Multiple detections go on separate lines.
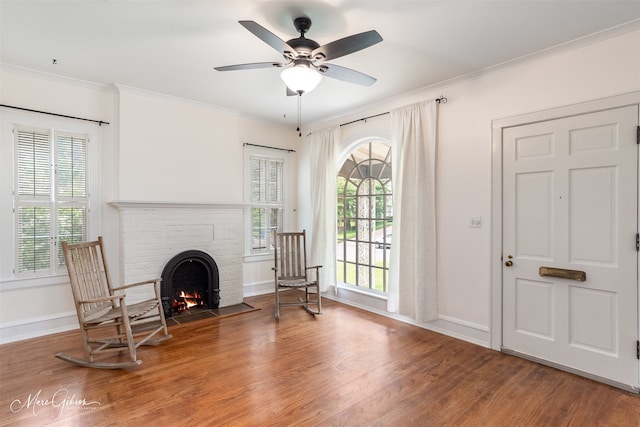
502, 105, 639, 390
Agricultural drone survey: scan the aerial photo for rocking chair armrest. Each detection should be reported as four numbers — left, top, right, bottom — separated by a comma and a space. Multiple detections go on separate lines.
112, 278, 162, 291
306, 265, 322, 281
78, 294, 125, 305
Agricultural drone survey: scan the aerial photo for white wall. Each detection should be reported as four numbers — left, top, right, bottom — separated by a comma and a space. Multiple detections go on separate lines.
302, 27, 640, 346
117, 86, 242, 202
0, 67, 118, 342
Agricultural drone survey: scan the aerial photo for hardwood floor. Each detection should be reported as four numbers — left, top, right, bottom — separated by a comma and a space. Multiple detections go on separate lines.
1, 292, 639, 426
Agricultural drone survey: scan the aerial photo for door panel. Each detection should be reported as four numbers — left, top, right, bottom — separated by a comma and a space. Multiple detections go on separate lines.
502, 105, 639, 389
516, 171, 553, 258
515, 278, 554, 339
569, 286, 616, 355
570, 166, 616, 264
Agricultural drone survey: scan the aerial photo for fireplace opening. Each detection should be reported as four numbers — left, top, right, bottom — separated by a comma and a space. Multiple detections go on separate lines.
161, 250, 220, 319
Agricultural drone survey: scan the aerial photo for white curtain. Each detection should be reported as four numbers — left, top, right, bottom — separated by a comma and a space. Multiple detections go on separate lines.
309, 126, 339, 292
388, 100, 438, 322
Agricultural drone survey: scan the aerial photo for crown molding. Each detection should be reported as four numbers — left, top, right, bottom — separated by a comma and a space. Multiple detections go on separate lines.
0, 63, 116, 93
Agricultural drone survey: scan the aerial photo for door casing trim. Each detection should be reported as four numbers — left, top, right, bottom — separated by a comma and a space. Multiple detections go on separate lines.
490, 90, 640, 353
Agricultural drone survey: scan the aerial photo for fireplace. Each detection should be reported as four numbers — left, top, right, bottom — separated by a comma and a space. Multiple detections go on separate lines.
110, 202, 244, 309
161, 250, 220, 319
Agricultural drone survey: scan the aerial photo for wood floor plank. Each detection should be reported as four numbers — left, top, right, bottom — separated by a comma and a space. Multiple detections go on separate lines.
1, 293, 639, 426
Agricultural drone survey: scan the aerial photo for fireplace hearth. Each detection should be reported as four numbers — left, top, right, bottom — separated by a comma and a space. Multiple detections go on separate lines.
161, 250, 220, 319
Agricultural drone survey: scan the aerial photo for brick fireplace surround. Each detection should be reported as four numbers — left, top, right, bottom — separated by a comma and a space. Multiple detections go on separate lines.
109, 202, 244, 308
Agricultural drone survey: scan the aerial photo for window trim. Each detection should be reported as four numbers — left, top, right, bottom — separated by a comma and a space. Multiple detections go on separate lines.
336, 140, 393, 295
0, 111, 101, 287
14, 125, 90, 278
242, 145, 289, 260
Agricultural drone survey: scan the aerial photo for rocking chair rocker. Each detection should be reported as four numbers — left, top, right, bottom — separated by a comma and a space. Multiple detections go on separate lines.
272, 230, 322, 320
56, 236, 172, 369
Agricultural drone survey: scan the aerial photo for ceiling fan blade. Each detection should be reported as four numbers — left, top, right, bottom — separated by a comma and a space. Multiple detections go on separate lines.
214, 62, 283, 71
239, 20, 297, 58
312, 30, 382, 62
286, 87, 298, 96
320, 64, 377, 86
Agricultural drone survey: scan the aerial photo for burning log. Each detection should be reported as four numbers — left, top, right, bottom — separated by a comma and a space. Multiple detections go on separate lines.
172, 290, 205, 314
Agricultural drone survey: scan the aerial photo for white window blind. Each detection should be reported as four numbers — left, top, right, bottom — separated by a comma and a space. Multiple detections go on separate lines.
57, 132, 87, 198
249, 155, 284, 254
17, 128, 51, 198
14, 125, 89, 276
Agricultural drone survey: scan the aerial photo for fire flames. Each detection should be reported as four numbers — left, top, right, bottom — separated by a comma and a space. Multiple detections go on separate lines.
172, 290, 204, 313
180, 290, 202, 308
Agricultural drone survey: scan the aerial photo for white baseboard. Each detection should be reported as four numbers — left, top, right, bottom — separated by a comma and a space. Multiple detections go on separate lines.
323, 289, 491, 348
243, 280, 274, 297
0, 311, 78, 345
1, 286, 490, 349
424, 316, 491, 348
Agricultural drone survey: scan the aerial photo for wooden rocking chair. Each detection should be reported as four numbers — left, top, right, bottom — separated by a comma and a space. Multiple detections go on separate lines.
272, 230, 322, 320
56, 236, 171, 369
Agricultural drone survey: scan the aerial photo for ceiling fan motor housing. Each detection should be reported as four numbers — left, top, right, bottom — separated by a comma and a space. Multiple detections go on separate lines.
286, 37, 320, 57
287, 17, 320, 58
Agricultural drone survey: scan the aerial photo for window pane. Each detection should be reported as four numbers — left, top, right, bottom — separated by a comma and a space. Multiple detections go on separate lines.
337, 260, 346, 283
17, 206, 51, 273
357, 219, 371, 242
358, 264, 370, 289
385, 195, 393, 217
270, 207, 283, 230
57, 133, 87, 198
250, 157, 266, 203
372, 267, 388, 293
251, 207, 266, 251
17, 128, 51, 197
58, 207, 87, 267
345, 243, 356, 263
269, 160, 283, 203
345, 196, 356, 219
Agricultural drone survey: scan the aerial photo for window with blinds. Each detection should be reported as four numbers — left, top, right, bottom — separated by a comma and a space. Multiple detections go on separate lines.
249, 155, 284, 254
14, 126, 89, 276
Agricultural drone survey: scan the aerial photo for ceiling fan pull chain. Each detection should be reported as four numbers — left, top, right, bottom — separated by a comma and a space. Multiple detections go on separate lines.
297, 93, 302, 137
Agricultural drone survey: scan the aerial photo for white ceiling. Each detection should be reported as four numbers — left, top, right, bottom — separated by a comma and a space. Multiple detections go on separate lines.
2, 1, 640, 127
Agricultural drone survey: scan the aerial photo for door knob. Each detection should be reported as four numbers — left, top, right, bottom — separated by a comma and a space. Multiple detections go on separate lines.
505, 255, 513, 267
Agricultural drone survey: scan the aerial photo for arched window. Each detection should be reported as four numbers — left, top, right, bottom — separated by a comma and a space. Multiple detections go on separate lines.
337, 141, 392, 294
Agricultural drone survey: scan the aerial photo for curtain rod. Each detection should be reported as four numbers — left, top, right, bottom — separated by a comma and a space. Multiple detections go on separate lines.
243, 142, 295, 153
0, 104, 110, 126
339, 95, 448, 128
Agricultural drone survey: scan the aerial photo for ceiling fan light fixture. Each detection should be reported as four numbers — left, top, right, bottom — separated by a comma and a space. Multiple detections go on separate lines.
280, 64, 322, 94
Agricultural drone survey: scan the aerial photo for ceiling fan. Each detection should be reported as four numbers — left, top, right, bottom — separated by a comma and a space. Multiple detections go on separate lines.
214, 17, 383, 95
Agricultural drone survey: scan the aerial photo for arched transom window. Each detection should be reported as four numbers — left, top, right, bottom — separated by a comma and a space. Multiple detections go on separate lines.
337, 141, 392, 294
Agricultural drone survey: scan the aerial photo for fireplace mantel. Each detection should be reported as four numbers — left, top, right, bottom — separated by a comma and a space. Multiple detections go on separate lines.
109, 200, 248, 210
